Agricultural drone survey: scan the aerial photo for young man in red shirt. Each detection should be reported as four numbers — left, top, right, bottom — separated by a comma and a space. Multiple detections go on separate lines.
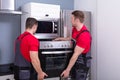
55, 10, 91, 80
14, 17, 47, 80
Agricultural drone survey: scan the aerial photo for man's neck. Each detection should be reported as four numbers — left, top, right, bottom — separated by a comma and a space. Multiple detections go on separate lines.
76, 23, 84, 31
26, 29, 33, 35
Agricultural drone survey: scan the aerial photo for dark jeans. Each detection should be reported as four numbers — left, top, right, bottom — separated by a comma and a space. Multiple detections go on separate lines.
75, 68, 88, 80
70, 63, 89, 80
70, 68, 89, 80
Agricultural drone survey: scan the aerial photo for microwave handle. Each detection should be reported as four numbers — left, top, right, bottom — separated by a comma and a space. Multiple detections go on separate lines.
52, 21, 55, 33
41, 50, 72, 54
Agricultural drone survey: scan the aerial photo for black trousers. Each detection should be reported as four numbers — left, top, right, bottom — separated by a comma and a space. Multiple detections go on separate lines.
75, 69, 88, 80
70, 69, 89, 80
71, 64, 89, 80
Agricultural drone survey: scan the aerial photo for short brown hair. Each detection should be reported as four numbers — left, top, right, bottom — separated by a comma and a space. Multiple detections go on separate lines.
72, 10, 84, 23
25, 17, 38, 29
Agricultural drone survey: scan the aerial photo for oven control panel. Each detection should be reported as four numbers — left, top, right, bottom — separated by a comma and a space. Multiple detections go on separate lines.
39, 41, 73, 49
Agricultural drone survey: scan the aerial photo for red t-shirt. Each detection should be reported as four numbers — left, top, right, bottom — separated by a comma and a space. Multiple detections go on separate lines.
72, 25, 91, 54
19, 32, 39, 62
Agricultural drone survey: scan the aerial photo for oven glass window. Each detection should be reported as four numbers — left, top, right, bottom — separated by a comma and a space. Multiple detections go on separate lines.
39, 52, 72, 78
46, 54, 67, 70
36, 21, 53, 33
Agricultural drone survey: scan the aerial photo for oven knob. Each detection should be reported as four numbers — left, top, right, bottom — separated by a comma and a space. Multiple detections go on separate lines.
61, 44, 64, 47
64, 44, 66, 47
48, 44, 52, 48
46, 45, 49, 48
44, 45, 47, 48
50, 44, 53, 47
65, 44, 67, 47
49, 45, 51, 48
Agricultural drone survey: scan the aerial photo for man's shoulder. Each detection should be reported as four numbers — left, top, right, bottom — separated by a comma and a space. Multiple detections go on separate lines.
27, 35, 38, 41
82, 25, 88, 30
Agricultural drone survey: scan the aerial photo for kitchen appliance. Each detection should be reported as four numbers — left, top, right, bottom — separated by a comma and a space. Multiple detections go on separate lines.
21, 2, 60, 39
39, 41, 73, 80
35, 20, 59, 39
0, 0, 14, 10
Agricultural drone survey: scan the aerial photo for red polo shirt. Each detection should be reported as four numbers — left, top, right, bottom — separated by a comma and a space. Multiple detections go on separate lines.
72, 25, 91, 54
19, 32, 39, 62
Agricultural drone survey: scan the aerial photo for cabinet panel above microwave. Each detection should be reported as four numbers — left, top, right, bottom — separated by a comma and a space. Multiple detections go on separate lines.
21, 2, 60, 19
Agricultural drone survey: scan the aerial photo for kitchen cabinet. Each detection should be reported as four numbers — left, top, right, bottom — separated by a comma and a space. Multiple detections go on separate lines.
21, 2, 60, 20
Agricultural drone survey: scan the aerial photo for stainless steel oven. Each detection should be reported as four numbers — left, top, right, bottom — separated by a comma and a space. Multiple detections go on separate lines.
38, 41, 73, 79
34, 20, 60, 39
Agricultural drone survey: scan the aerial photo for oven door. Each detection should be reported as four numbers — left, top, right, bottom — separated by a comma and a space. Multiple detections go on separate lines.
39, 50, 72, 78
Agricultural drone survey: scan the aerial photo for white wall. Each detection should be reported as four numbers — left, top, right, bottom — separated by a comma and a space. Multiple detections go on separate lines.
97, 0, 120, 80
75, 0, 120, 80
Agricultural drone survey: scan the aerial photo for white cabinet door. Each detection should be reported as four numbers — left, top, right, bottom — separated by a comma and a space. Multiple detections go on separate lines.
21, 2, 60, 20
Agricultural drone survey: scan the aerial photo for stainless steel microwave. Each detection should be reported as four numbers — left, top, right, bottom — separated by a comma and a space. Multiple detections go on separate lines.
34, 21, 59, 39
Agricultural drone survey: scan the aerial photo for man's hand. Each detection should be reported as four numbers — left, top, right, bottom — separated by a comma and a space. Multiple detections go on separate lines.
53, 37, 71, 41
53, 37, 62, 41
30, 51, 48, 80
61, 69, 70, 78
38, 71, 48, 80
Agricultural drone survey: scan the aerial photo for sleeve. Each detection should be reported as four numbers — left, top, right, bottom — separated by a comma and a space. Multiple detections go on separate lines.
76, 33, 89, 48
29, 38, 39, 51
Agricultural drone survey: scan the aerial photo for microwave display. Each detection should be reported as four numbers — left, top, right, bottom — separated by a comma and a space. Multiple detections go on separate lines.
36, 21, 58, 33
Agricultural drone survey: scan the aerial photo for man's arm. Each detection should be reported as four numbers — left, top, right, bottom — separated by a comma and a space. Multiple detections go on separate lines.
30, 51, 42, 74
66, 45, 84, 71
30, 51, 47, 79
61, 45, 85, 78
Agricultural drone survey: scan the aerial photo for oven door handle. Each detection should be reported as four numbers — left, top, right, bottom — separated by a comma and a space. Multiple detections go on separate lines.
41, 50, 72, 54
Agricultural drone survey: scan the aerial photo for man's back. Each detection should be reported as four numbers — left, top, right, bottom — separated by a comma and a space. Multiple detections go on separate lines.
20, 31, 39, 62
